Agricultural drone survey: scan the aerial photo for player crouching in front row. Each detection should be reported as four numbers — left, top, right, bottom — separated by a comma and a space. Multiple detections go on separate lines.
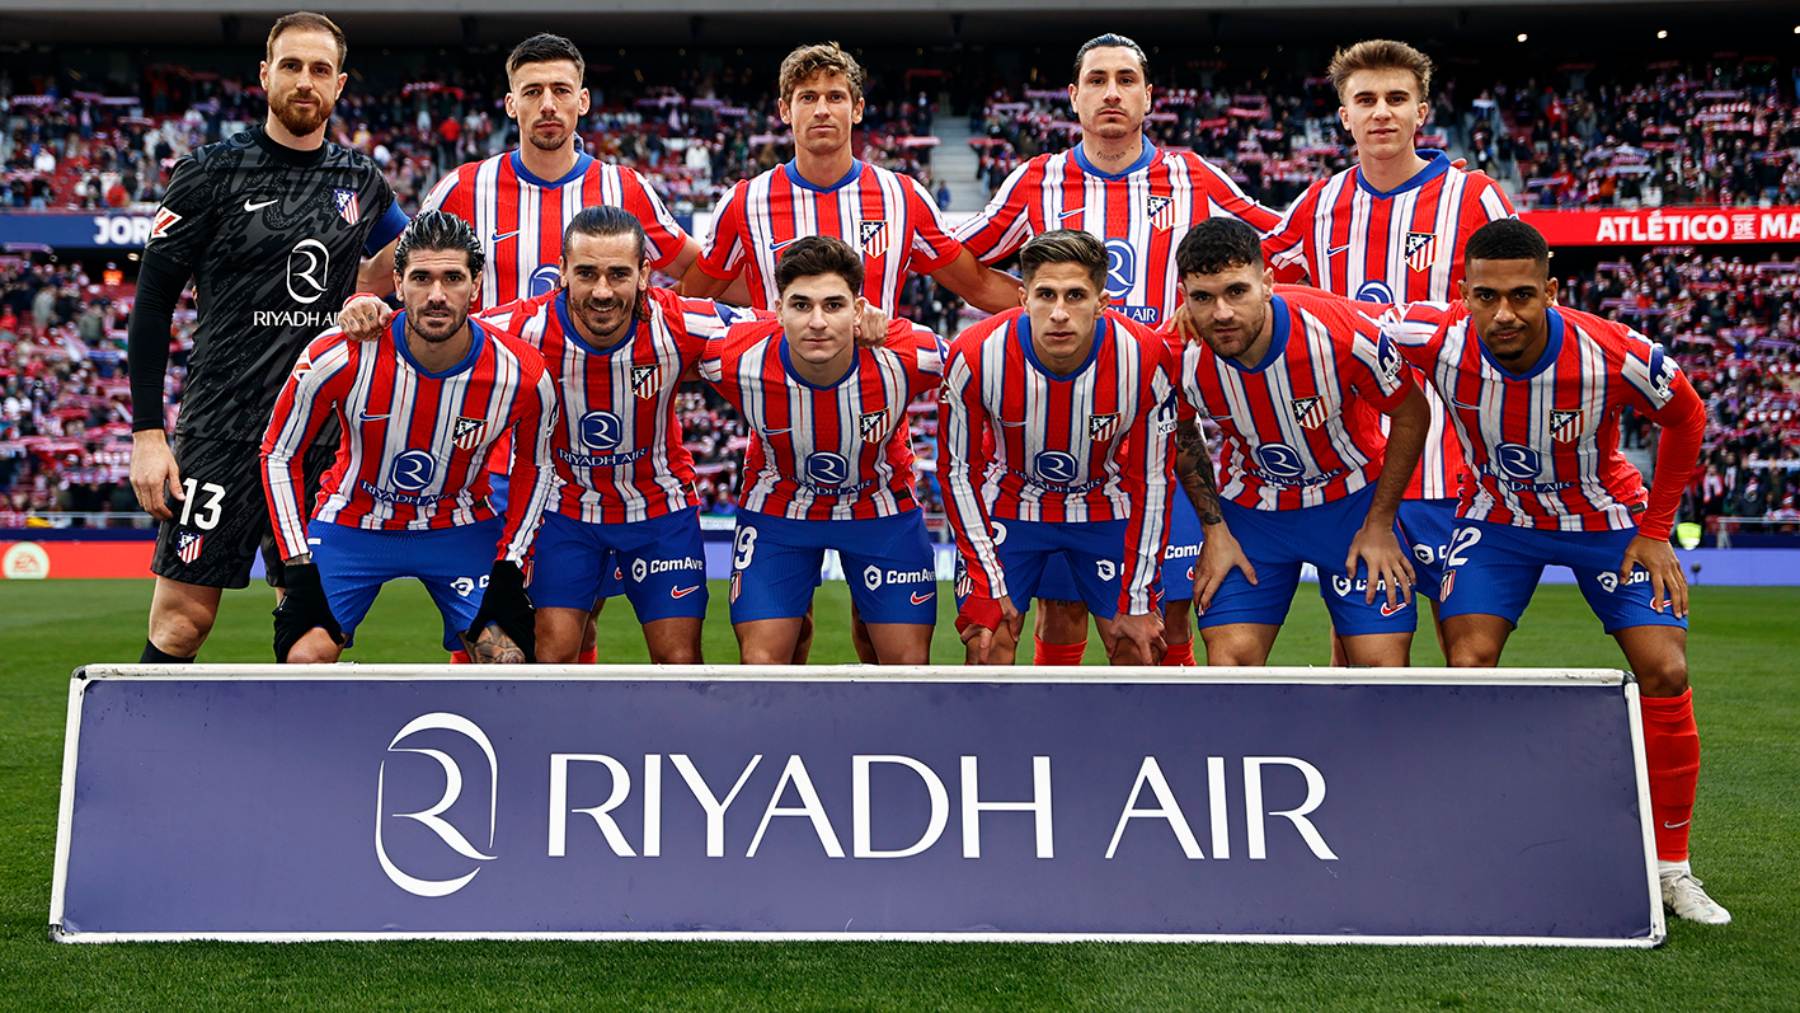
698, 236, 948, 665
260, 211, 558, 664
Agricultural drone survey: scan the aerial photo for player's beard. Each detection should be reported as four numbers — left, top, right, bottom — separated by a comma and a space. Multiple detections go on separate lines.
527, 118, 571, 152
270, 86, 333, 137
408, 301, 467, 344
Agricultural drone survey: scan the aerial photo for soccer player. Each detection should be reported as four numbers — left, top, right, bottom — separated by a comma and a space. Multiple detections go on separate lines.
261, 211, 557, 664
346, 33, 706, 663
126, 11, 408, 664
940, 229, 1174, 667
478, 206, 750, 664
682, 41, 1018, 316
1261, 39, 1515, 660
698, 237, 946, 666
1171, 219, 1427, 668
954, 33, 1281, 667
1381, 219, 1729, 924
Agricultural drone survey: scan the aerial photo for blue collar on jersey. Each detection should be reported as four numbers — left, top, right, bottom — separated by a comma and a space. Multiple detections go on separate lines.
392, 312, 487, 379
779, 334, 860, 390
782, 158, 864, 193
1353, 149, 1451, 198
1478, 306, 1565, 381
1070, 139, 1157, 181
510, 149, 594, 189
1216, 295, 1292, 374
1015, 311, 1106, 380
554, 289, 638, 356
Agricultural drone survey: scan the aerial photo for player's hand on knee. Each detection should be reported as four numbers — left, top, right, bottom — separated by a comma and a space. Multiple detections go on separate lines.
1194, 523, 1255, 613
1113, 611, 1164, 665
1346, 522, 1415, 608
956, 592, 1009, 663
1622, 534, 1686, 617
130, 430, 182, 521
272, 562, 344, 662
464, 561, 536, 662
338, 295, 393, 342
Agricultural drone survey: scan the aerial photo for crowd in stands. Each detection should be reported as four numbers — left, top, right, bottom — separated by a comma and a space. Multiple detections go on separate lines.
1558, 251, 1800, 529
1, 57, 943, 216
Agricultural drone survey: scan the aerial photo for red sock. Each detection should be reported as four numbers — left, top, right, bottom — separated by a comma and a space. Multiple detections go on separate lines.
1033, 637, 1087, 665
448, 649, 472, 665
1160, 640, 1195, 666
1641, 688, 1700, 862
578, 647, 598, 664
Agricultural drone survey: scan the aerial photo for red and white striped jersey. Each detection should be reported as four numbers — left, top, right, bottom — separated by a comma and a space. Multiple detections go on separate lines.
939, 307, 1175, 615
480, 287, 755, 525
1381, 301, 1693, 533
261, 314, 559, 566
421, 151, 689, 309
697, 159, 961, 312
698, 316, 947, 520
1262, 152, 1516, 501
1179, 289, 1413, 511
956, 144, 1280, 327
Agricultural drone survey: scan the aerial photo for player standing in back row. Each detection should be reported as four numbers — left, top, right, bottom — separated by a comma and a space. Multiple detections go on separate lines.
1261, 39, 1514, 661
1381, 219, 1729, 925
954, 34, 1281, 667
126, 11, 408, 664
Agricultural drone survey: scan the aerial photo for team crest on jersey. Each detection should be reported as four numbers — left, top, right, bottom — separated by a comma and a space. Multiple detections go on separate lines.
1290, 396, 1330, 430
1404, 231, 1438, 272
858, 410, 891, 444
1088, 413, 1121, 441
729, 571, 743, 604
858, 219, 889, 258
452, 416, 488, 450
175, 530, 205, 565
148, 206, 182, 243
1549, 409, 1584, 443
333, 188, 361, 225
1146, 195, 1178, 232
631, 364, 664, 400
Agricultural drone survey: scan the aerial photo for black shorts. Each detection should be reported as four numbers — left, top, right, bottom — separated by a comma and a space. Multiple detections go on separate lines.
151, 433, 335, 589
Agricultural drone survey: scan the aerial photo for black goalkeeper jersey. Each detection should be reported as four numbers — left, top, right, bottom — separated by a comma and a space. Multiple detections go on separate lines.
147, 126, 403, 441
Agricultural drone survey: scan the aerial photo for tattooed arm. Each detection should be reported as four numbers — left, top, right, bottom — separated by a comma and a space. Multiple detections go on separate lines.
1172, 417, 1223, 526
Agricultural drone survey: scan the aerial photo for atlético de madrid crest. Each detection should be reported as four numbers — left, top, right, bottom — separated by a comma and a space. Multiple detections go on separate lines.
858, 220, 889, 258
452, 416, 488, 450
1550, 409, 1584, 443
1146, 195, 1178, 232
1088, 413, 1120, 441
333, 188, 361, 225
1404, 231, 1437, 272
631, 364, 664, 400
1290, 396, 1330, 430
859, 410, 890, 443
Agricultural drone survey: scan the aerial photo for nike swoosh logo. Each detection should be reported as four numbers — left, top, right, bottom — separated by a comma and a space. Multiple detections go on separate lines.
1327, 244, 1351, 256
1059, 209, 1086, 220
998, 419, 1028, 428
1662, 819, 1691, 829
911, 591, 936, 605
671, 585, 701, 599
763, 427, 793, 435
244, 198, 278, 212
768, 238, 803, 252
491, 230, 519, 243
1449, 398, 1482, 410
1380, 600, 1409, 616
359, 413, 390, 422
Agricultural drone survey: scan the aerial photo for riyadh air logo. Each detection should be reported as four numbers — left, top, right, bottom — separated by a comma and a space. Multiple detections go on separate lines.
805, 452, 850, 486
1104, 239, 1135, 298
528, 264, 561, 298
287, 239, 331, 305
390, 450, 437, 491
1252, 442, 1307, 479
374, 712, 498, 898
1033, 450, 1079, 484
1355, 280, 1394, 305
580, 411, 622, 450
1493, 442, 1542, 481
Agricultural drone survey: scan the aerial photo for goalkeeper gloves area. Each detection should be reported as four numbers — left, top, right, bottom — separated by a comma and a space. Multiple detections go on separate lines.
272, 563, 344, 662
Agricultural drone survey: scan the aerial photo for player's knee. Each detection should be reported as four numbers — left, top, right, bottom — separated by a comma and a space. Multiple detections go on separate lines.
1446, 640, 1501, 668
651, 642, 703, 665
285, 638, 340, 665
1200, 635, 1265, 667
149, 607, 214, 656
1635, 653, 1689, 696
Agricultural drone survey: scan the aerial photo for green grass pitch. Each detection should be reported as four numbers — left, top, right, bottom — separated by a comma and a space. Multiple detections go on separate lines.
1, 579, 1795, 1009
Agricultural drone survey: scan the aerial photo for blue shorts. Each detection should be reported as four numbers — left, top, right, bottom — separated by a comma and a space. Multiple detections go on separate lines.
309, 517, 502, 652
1026, 500, 1199, 609
1438, 520, 1689, 633
531, 508, 708, 620
730, 509, 936, 625
498, 474, 624, 602
979, 517, 1134, 621
1397, 498, 1459, 603
1200, 486, 1417, 637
